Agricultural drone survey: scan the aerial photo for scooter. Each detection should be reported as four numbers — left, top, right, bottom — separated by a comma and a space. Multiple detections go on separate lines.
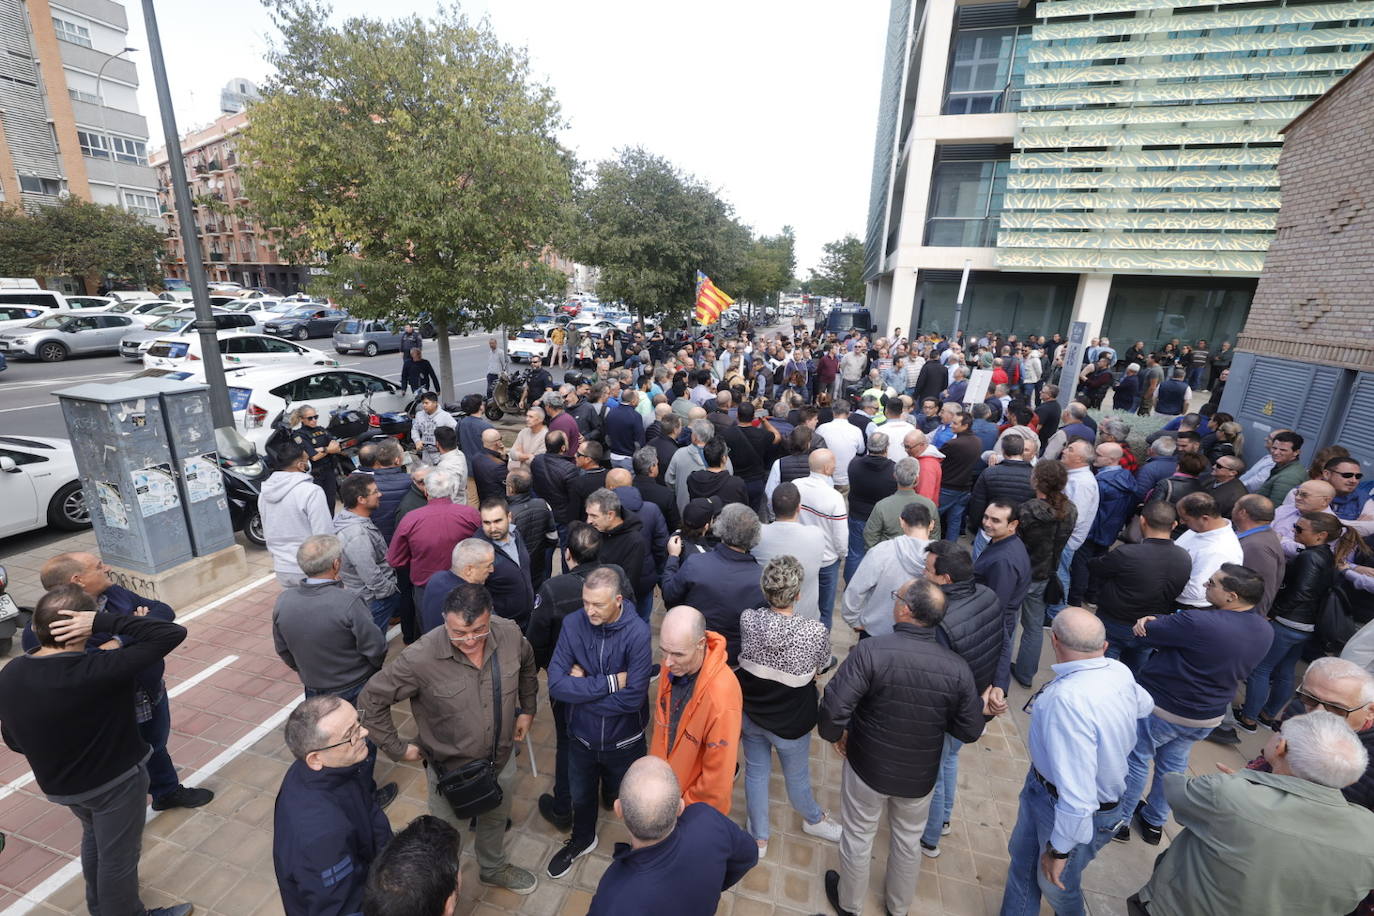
216, 427, 267, 547
486, 368, 529, 421
0, 565, 33, 656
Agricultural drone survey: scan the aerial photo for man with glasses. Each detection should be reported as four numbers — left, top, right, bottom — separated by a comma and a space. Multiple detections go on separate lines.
1204, 455, 1248, 518
274, 695, 392, 915
1272, 479, 1336, 557
361, 582, 540, 895
1289, 455, 1374, 533
1111, 564, 1272, 846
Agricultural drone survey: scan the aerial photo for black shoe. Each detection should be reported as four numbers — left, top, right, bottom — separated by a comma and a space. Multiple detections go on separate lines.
147, 905, 194, 916
1133, 802, 1162, 846
824, 869, 857, 916
374, 782, 398, 810
538, 793, 573, 831
1257, 712, 1282, 731
1233, 708, 1259, 734
1205, 726, 1241, 746
1111, 823, 1130, 843
547, 834, 598, 878
151, 786, 214, 811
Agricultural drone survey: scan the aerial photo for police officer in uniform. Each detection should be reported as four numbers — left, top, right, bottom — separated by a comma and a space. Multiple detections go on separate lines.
290, 404, 343, 512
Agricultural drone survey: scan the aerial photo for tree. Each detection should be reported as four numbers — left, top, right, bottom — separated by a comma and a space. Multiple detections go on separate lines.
573, 148, 748, 327
239, 0, 574, 399
734, 226, 796, 315
0, 198, 163, 289
808, 234, 865, 303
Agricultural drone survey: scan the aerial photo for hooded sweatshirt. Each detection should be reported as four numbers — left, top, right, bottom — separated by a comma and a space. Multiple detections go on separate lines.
261, 471, 332, 582
841, 535, 930, 636
614, 485, 668, 592
651, 631, 741, 814
685, 467, 750, 508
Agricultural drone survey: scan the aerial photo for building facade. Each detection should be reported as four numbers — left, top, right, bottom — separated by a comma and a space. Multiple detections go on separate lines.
151, 110, 308, 293
1220, 54, 1374, 473
0, 0, 156, 216
863, 0, 1374, 351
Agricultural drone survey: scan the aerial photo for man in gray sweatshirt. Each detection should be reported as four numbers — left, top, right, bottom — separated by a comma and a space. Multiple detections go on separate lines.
272, 534, 387, 704
334, 474, 399, 633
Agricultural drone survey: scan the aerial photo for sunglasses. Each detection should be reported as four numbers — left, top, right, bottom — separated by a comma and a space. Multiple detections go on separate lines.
1295, 687, 1366, 716
1333, 471, 1364, 480
303, 414, 319, 421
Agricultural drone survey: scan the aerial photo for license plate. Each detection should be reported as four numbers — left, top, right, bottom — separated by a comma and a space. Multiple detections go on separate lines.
0, 594, 18, 621
0, 342, 9, 350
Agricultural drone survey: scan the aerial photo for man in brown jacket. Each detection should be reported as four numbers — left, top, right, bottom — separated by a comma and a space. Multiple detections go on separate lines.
360, 581, 540, 895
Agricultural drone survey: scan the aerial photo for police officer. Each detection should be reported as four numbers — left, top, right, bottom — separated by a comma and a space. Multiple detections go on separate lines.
290, 404, 343, 513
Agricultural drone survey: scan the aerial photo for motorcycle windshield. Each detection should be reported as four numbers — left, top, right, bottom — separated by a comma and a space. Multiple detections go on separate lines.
215, 427, 259, 466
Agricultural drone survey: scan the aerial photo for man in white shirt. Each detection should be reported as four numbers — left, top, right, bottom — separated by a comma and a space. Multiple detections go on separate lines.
753, 483, 827, 621
1173, 491, 1244, 609
816, 400, 865, 496
794, 449, 848, 631
1051, 441, 1100, 615
877, 399, 915, 463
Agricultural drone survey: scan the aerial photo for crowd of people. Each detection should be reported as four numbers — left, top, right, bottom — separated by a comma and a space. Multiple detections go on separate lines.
9, 319, 1374, 916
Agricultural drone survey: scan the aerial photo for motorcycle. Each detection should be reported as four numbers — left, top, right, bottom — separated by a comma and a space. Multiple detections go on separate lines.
485, 368, 529, 421
216, 427, 267, 548
0, 564, 33, 656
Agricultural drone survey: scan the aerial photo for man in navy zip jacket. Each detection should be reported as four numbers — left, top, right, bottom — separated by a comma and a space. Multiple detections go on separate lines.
545, 567, 654, 879
588, 755, 756, 915
274, 695, 392, 915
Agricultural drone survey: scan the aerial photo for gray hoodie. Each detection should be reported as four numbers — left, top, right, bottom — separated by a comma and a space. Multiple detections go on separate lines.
260, 471, 332, 585
841, 534, 931, 636
271, 579, 386, 692
333, 509, 396, 602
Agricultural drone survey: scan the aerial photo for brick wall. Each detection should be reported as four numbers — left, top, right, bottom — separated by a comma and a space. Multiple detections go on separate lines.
1237, 54, 1374, 371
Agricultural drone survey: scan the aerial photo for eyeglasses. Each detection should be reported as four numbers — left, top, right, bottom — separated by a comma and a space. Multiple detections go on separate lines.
302, 414, 319, 422
890, 590, 909, 606
448, 629, 490, 645
1293, 523, 1310, 534
1333, 471, 1365, 480
309, 723, 364, 754
1295, 688, 1366, 716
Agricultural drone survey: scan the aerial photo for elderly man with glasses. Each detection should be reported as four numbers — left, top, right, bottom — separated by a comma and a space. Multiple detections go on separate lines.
1204, 455, 1248, 518
360, 582, 541, 896
274, 695, 392, 916
1272, 479, 1337, 557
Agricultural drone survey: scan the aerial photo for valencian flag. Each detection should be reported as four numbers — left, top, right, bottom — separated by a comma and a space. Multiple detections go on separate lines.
694, 271, 734, 325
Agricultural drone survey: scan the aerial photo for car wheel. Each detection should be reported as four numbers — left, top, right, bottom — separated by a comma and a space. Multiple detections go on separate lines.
37, 341, 68, 362
364, 342, 379, 357
295, 328, 309, 341
48, 481, 90, 530
245, 509, 266, 547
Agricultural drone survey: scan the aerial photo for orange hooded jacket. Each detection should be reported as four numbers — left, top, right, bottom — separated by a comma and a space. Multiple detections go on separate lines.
649, 630, 742, 814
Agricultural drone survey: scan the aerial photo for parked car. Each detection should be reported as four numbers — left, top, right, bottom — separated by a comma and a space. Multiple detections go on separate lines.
0, 288, 70, 312
158, 289, 196, 303
569, 316, 617, 340
103, 299, 183, 326
66, 296, 116, 310
118, 310, 257, 359
207, 281, 243, 293
106, 290, 161, 302
237, 287, 284, 299
0, 435, 90, 537
507, 326, 554, 362
221, 365, 410, 452
144, 331, 336, 370
0, 305, 50, 335
263, 306, 348, 340
0, 312, 136, 362
333, 318, 405, 356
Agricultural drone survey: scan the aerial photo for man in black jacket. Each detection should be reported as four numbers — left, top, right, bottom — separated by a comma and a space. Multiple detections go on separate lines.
967, 435, 1036, 537
586, 488, 646, 597
632, 446, 680, 532
844, 430, 897, 580
920, 541, 1004, 856
473, 428, 510, 504
532, 430, 580, 538
914, 357, 948, 405
529, 524, 636, 831
973, 500, 1033, 698
645, 413, 680, 485
938, 413, 984, 541
477, 497, 536, 632
0, 585, 192, 916
506, 469, 558, 590
568, 441, 611, 520
819, 578, 985, 916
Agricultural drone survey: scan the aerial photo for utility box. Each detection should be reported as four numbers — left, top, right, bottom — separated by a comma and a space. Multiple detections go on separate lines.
57, 377, 235, 573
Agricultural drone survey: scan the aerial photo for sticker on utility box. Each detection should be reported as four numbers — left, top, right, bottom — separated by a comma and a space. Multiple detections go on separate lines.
132, 464, 180, 517
183, 453, 224, 503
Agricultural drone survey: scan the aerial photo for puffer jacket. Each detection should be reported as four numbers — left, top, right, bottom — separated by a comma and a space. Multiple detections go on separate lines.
660, 544, 766, 665
508, 491, 557, 589
1134, 455, 1178, 504
1270, 543, 1336, 627
548, 604, 654, 751
369, 465, 412, 542
598, 512, 647, 602
967, 459, 1035, 531
333, 510, 396, 602
936, 579, 1002, 694
819, 624, 985, 798
1016, 498, 1077, 581
846, 454, 898, 520
1088, 465, 1138, 547
531, 451, 579, 525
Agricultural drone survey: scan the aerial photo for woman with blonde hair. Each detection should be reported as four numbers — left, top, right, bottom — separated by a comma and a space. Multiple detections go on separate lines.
736, 555, 840, 857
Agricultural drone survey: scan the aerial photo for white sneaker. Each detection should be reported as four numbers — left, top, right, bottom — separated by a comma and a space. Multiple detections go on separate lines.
755, 840, 768, 860
803, 813, 843, 843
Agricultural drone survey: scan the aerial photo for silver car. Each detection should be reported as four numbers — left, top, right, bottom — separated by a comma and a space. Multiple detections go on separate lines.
0, 312, 136, 362
333, 318, 404, 356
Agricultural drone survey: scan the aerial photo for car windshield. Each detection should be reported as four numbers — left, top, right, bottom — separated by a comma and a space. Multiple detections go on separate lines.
147, 315, 192, 332
516, 330, 543, 339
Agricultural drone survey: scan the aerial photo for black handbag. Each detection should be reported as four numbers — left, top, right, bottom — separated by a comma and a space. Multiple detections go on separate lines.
435, 642, 504, 819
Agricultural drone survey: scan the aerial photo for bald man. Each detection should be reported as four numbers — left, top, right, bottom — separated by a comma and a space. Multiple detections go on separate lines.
1273, 479, 1336, 557
903, 428, 944, 504
472, 428, 510, 503
649, 607, 742, 813
1000, 607, 1153, 916
792, 450, 849, 629
587, 756, 756, 915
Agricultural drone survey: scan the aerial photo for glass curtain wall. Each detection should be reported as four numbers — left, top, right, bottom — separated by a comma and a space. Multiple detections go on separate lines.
1103, 277, 1256, 354
944, 25, 1032, 114
915, 271, 1075, 338
925, 158, 1010, 247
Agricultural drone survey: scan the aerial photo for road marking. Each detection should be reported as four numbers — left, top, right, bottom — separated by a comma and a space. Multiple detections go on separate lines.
0, 698, 304, 916
175, 572, 276, 626
0, 404, 47, 414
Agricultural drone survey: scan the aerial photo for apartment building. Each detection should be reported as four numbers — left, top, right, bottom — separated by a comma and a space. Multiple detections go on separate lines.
863, 0, 1374, 349
151, 110, 308, 294
0, 0, 157, 216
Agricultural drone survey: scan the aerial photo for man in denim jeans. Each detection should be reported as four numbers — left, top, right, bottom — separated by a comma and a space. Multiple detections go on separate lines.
1112, 564, 1272, 845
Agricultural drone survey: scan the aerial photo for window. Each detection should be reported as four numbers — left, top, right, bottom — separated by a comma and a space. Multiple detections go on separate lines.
17, 176, 63, 196
78, 131, 148, 165
924, 159, 1010, 247
51, 16, 92, 47
123, 192, 158, 217
77, 130, 110, 159
110, 136, 148, 165
68, 88, 101, 105
944, 26, 1032, 114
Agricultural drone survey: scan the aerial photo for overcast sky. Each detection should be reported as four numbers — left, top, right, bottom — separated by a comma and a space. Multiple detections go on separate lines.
126, 0, 888, 275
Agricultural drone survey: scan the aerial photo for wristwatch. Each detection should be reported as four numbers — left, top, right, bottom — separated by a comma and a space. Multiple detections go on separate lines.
1045, 842, 1070, 860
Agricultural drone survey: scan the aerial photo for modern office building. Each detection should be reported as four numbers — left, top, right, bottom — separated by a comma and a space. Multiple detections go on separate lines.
863, 0, 1374, 349
0, 0, 157, 216
152, 109, 309, 293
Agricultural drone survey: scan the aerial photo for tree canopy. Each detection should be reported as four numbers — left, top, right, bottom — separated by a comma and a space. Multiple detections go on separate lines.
0, 197, 163, 290
808, 234, 866, 302
734, 227, 796, 313
572, 147, 748, 326
239, 0, 575, 397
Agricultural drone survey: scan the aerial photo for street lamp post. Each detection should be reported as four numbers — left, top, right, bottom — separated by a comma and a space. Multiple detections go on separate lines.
94, 46, 135, 176
138, 0, 234, 429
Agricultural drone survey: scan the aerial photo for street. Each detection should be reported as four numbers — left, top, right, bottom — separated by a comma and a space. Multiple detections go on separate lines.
0, 329, 507, 439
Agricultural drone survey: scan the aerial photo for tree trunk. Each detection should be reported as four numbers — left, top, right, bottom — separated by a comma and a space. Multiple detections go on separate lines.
436, 325, 455, 404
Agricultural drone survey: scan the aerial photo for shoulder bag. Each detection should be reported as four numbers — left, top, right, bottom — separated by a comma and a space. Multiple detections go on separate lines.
435, 641, 504, 818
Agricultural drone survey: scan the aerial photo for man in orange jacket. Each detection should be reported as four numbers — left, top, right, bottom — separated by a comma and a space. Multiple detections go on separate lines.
650, 606, 742, 814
